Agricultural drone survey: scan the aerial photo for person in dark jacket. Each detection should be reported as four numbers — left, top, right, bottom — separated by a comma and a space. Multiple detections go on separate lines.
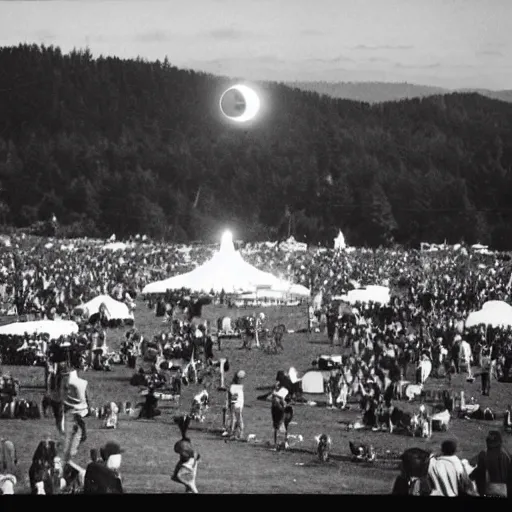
256, 370, 301, 402
138, 386, 161, 419
451, 335, 462, 373
470, 430, 512, 497
172, 415, 200, 493
391, 447, 433, 495
83, 442, 124, 494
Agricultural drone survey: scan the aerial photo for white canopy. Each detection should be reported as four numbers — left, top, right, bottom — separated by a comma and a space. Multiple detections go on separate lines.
142, 231, 310, 297
466, 300, 512, 328
238, 290, 292, 300
103, 242, 127, 251
75, 295, 134, 321
279, 236, 308, 252
0, 320, 79, 339
335, 285, 390, 305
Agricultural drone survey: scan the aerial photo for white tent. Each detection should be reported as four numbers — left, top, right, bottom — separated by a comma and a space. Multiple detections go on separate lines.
103, 242, 127, 251
75, 295, 134, 321
335, 285, 390, 305
142, 231, 310, 297
301, 371, 324, 394
466, 300, 512, 328
0, 320, 79, 339
334, 230, 346, 250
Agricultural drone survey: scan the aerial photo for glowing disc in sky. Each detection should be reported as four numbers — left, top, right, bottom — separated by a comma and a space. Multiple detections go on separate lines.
220, 84, 261, 123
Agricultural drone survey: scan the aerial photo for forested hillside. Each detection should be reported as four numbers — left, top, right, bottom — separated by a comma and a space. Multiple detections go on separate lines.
1, 44, 512, 248
286, 81, 512, 105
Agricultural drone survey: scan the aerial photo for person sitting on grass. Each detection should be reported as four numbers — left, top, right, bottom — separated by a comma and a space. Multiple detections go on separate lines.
138, 386, 161, 420
83, 442, 124, 494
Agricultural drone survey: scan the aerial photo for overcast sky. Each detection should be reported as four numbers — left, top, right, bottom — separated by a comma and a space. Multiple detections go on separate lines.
2, 0, 511, 90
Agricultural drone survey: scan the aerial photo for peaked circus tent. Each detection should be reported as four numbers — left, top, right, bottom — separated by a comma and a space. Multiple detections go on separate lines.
142, 231, 310, 297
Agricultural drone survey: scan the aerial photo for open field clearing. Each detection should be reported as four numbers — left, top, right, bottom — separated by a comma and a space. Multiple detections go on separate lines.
2, 301, 510, 493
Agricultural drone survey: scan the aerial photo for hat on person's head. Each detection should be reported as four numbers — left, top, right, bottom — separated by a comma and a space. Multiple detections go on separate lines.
100, 442, 124, 461
486, 430, 502, 449
454, 334, 462, 342
236, 370, 246, 380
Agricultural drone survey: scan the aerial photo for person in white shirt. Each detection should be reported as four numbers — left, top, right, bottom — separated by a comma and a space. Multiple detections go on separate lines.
254, 313, 264, 349
428, 440, 473, 496
224, 371, 245, 439
459, 337, 474, 380
61, 367, 90, 462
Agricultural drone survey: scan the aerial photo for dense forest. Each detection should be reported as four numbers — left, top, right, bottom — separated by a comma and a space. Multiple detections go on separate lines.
1, 44, 512, 249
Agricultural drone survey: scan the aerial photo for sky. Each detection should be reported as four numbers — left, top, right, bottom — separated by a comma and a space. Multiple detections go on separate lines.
1, 0, 511, 90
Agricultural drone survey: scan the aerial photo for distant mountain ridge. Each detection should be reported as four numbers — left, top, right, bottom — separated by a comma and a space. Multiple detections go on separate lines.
285, 81, 512, 104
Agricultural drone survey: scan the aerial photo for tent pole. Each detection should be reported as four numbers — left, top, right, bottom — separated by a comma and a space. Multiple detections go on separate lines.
307, 297, 311, 334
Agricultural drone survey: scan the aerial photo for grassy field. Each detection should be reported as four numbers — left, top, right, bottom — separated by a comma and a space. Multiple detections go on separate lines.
3, 301, 512, 494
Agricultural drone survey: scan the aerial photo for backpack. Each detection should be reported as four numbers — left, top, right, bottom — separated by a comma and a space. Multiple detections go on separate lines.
28, 401, 41, 420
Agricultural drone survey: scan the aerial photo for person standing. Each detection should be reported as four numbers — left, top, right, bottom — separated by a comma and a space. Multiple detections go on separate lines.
172, 415, 200, 493
61, 366, 89, 462
452, 334, 461, 374
46, 361, 67, 435
459, 336, 474, 381
224, 371, 246, 439
254, 313, 265, 349
480, 346, 492, 396
327, 305, 341, 347
432, 338, 442, 378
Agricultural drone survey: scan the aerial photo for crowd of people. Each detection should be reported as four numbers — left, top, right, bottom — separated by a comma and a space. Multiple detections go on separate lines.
1, 233, 512, 495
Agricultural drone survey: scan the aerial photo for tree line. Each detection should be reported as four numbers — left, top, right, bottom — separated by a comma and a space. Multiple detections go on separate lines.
0, 44, 512, 249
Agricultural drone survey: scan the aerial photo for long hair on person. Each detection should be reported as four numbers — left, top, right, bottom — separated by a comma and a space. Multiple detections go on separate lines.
28, 440, 60, 495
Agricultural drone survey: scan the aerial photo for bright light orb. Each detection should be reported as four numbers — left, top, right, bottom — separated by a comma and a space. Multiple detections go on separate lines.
220, 84, 261, 123
220, 230, 235, 252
